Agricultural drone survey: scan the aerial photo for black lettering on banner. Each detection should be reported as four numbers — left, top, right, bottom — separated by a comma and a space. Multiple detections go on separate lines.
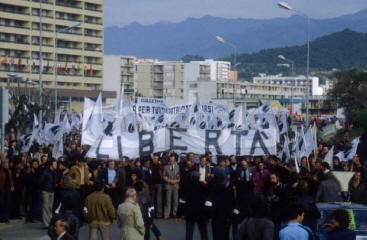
231, 130, 249, 155
205, 130, 222, 154
117, 136, 123, 159
260, 131, 269, 140
139, 130, 154, 156
96, 137, 110, 159
169, 128, 188, 151
250, 130, 270, 155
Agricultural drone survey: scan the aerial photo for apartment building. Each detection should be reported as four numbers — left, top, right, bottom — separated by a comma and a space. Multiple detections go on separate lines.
191, 59, 231, 82
135, 61, 184, 104
0, 0, 111, 110
253, 74, 322, 96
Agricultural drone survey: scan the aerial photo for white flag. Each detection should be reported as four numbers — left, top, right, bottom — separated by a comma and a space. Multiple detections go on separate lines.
85, 93, 104, 144
336, 137, 360, 162
81, 97, 95, 145
324, 146, 334, 169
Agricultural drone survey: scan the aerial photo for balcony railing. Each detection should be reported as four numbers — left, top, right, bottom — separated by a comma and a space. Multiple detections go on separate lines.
84, 6, 102, 12
0, 39, 29, 44
84, 20, 102, 25
32, 0, 53, 4
32, 27, 54, 32
0, 8, 28, 16
84, 47, 102, 52
57, 45, 82, 50
55, 1, 82, 9
84, 33, 103, 38
0, 23, 29, 29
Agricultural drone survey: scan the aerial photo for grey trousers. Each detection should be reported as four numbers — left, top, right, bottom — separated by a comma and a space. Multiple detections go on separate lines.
89, 223, 110, 240
164, 184, 179, 218
152, 184, 163, 218
41, 191, 54, 227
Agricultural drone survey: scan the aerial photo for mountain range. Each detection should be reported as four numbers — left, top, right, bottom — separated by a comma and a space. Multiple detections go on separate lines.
230, 29, 367, 78
104, 9, 367, 59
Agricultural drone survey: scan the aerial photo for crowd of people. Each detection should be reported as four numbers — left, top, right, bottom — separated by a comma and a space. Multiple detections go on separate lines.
0, 126, 366, 240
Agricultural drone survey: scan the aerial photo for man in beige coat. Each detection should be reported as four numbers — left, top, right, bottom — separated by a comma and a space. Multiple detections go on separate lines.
117, 188, 145, 240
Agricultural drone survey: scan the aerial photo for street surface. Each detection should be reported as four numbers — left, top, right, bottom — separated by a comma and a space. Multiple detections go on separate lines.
0, 219, 217, 240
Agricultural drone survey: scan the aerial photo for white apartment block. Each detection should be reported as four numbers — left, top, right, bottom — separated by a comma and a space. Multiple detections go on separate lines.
253, 74, 323, 96
191, 59, 231, 82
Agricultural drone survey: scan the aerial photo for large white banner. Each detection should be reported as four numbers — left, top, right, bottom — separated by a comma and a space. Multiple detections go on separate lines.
87, 127, 277, 159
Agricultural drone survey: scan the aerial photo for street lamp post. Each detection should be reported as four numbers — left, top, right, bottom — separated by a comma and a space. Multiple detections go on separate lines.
278, 54, 295, 75
278, 1, 310, 126
39, 0, 43, 126
54, 22, 81, 114
215, 36, 237, 67
215, 36, 238, 105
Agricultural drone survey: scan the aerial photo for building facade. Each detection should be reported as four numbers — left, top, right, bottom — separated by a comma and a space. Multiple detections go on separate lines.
253, 74, 322, 96
135, 61, 184, 104
0, 0, 111, 111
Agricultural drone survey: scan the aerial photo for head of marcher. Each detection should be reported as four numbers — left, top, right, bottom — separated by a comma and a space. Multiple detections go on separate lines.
287, 204, 305, 224
107, 160, 115, 170
199, 155, 206, 167
126, 188, 137, 202
330, 209, 351, 230
168, 154, 176, 166
54, 219, 69, 236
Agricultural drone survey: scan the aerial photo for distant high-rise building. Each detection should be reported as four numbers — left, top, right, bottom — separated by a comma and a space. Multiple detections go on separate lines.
0, 0, 111, 110
136, 61, 184, 104
253, 74, 323, 96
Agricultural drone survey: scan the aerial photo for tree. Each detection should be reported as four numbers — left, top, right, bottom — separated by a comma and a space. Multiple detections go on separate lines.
328, 70, 367, 129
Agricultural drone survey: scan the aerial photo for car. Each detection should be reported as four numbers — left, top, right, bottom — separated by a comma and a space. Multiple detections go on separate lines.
316, 203, 367, 240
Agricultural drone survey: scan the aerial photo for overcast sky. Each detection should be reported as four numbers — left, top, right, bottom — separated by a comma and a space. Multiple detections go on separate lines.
104, 0, 367, 27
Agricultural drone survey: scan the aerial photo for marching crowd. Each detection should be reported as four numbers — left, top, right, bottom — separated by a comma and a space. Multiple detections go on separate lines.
0, 127, 366, 240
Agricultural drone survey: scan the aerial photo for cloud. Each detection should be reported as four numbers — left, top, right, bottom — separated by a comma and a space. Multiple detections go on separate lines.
104, 0, 367, 27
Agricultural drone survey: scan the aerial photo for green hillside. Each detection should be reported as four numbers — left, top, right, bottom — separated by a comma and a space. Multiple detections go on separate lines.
225, 29, 367, 79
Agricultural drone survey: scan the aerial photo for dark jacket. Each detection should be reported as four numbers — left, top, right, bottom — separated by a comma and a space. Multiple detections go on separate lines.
327, 229, 356, 240
59, 232, 75, 240
316, 172, 342, 203
349, 181, 366, 204
39, 168, 56, 193
235, 217, 274, 240
59, 188, 83, 222
0, 167, 14, 190
177, 179, 210, 222
136, 191, 155, 225
209, 182, 234, 221
151, 163, 163, 185
266, 182, 287, 223
48, 210, 80, 240
98, 168, 118, 185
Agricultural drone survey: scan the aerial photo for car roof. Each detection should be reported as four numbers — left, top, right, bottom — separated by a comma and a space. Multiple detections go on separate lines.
317, 202, 367, 210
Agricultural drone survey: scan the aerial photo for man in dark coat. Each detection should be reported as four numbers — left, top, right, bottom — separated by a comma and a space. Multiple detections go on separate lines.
316, 163, 343, 202
210, 174, 234, 240
98, 160, 119, 208
176, 171, 210, 240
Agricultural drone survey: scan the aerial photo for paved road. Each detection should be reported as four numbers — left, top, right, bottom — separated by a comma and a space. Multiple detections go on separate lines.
0, 219, 220, 240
